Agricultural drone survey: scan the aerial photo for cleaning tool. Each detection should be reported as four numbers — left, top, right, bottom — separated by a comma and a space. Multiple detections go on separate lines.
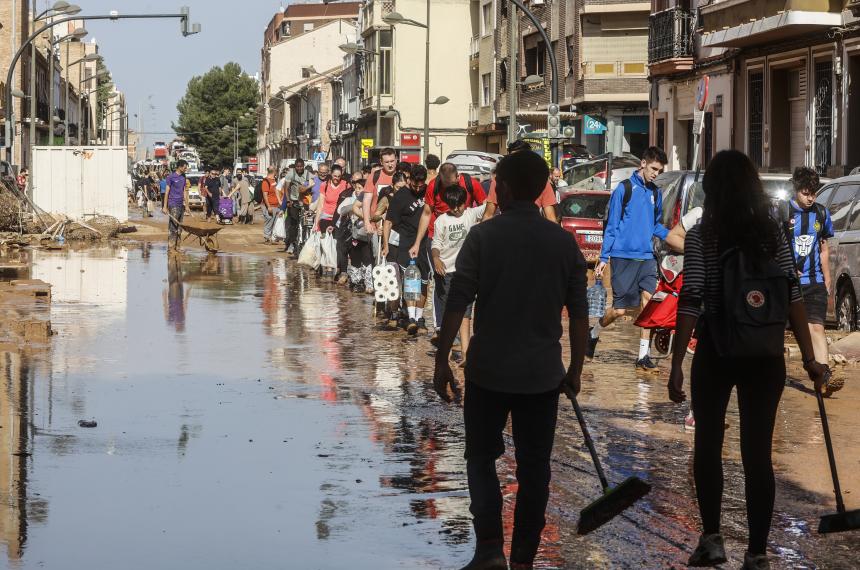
816, 381, 860, 534
570, 396, 652, 535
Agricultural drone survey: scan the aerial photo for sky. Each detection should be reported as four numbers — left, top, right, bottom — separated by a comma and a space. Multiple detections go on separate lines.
57, 0, 310, 156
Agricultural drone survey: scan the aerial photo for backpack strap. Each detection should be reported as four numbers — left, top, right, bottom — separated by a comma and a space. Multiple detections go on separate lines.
462, 174, 474, 204
813, 202, 827, 233
619, 179, 634, 220
373, 169, 382, 187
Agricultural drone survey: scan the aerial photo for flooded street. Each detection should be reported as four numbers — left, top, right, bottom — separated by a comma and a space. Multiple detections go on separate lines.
0, 244, 858, 569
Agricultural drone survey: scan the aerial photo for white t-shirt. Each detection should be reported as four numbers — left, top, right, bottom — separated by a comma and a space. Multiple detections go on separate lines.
431, 204, 486, 272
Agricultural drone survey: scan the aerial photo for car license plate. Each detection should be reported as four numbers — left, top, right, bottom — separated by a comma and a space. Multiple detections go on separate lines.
585, 235, 603, 244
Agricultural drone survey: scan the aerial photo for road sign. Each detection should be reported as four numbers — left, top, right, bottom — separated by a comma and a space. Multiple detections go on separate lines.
583, 115, 607, 135
361, 138, 374, 159
696, 76, 710, 111
312, 152, 326, 161
400, 133, 420, 147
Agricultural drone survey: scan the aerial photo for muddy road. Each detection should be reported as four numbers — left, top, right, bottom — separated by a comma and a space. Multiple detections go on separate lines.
0, 244, 857, 569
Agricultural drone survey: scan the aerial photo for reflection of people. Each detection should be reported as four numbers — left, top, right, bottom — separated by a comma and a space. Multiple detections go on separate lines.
163, 160, 190, 250
163, 254, 189, 332
434, 150, 588, 570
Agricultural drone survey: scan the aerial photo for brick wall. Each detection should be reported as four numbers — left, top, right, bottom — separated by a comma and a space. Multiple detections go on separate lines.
0, 0, 31, 163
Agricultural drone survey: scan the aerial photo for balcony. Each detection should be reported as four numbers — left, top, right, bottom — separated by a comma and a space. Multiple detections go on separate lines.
361, 0, 396, 31
470, 36, 480, 60
648, 9, 695, 76
468, 103, 478, 128
701, 0, 848, 49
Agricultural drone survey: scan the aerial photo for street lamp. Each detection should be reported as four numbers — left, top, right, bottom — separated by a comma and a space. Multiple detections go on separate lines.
340, 42, 383, 150
383, 6, 433, 158
4, 6, 201, 164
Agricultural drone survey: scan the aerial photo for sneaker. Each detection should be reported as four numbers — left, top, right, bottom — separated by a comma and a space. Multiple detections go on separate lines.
687, 338, 698, 355
417, 318, 428, 335
688, 533, 727, 567
684, 411, 696, 430
586, 328, 600, 358
407, 319, 419, 336
742, 552, 770, 570
635, 355, 659, 372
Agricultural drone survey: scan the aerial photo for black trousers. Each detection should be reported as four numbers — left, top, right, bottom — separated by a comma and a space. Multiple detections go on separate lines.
334, 223, 351, 275
464, 379, 560, 564
283, 204, 302, 250
691, 329, 785, 555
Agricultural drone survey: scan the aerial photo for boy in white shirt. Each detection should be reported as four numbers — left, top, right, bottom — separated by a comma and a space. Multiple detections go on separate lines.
431, 184, 486, 361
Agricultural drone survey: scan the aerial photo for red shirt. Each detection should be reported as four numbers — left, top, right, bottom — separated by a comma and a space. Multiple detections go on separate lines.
486, 179, 557, 209
263, 176, 279, 207
424, 174, 487, 238
319, 179, 347, 218
364, 169, 395, 214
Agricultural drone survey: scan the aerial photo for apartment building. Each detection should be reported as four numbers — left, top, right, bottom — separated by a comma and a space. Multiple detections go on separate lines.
0, 0, 31, 165
258, 4, 359, 172
650, 0, 860, 176
469, 0, 650, 158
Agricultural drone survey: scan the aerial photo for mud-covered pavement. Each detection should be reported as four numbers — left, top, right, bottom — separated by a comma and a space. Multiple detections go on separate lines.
0, 244, 858, 569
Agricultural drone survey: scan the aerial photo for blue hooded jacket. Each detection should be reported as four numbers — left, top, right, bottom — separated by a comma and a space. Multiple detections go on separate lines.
599, 171, 668, 262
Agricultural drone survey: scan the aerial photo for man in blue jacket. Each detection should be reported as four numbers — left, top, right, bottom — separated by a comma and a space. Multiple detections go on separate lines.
588, 146, 669, 371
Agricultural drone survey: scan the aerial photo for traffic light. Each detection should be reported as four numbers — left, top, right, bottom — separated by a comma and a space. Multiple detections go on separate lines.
547, 103, 560, 139
562, 126, 575, 139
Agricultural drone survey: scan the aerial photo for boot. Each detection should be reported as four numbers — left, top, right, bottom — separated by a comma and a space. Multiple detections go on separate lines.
459, 539, 506, 570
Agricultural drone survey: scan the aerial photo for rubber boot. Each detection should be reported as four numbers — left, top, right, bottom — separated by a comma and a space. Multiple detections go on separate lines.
459, 539, 506, 570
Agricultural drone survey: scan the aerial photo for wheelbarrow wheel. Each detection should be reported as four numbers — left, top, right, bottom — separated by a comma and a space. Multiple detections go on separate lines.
204, 235, 218, 253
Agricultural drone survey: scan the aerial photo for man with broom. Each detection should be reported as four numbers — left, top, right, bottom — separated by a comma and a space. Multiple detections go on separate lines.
433, 150, 589, 569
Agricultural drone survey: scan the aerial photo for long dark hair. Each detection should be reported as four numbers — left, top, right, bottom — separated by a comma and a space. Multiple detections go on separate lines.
700, 150, 779, 258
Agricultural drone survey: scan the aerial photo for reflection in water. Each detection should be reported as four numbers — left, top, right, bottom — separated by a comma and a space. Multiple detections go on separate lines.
164, 253, 189, 333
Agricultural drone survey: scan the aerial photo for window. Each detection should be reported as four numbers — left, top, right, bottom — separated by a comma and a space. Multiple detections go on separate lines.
481, 2, 492, 36
524, 34, 546, 77
379, 29, 393, 95
816, 184, 836, 208
482, 73, 491, 107
566, 40, 575, 75
303, 23, 314, 33
499, 60, 507, 92
828, 184, 860, 232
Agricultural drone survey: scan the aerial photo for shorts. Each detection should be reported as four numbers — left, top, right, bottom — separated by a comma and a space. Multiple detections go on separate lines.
437, 273, 474, 319
802, 283, 828, 325
398, 238, 432, 283
610, 258, 657, 309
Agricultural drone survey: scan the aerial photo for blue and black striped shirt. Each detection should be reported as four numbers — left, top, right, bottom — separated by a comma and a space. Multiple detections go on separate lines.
787, 201, 833, 285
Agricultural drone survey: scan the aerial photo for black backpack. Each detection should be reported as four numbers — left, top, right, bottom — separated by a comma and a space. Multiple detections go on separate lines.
253, 178, 265, 204
434, 174, 476, 205
605, 179, 660, 224
704, 246, 793, 358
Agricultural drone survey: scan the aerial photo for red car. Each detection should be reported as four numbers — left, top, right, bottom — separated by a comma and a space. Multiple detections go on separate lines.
559, 189, 610, 264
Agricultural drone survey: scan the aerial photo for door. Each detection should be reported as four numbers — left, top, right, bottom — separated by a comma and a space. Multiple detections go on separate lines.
789, 68, 807, 170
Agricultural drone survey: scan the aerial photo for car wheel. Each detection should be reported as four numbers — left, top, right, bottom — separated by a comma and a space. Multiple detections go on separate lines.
836, 285, 857, 332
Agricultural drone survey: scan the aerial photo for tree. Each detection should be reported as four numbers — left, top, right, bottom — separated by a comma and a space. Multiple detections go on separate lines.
173, 62, 258, 168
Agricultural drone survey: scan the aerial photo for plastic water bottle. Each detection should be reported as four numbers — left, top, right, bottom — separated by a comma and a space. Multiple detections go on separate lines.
587, 281, 607, 318
403, 260, 422, 302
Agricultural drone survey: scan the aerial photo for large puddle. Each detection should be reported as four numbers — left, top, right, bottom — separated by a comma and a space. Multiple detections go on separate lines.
0, 244, 857, 569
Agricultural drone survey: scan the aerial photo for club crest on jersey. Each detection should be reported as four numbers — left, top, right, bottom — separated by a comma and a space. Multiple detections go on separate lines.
795, 234, 815, 257
789, 218, 796, 226
746, 290, 765, 308
814, 220, 821, 232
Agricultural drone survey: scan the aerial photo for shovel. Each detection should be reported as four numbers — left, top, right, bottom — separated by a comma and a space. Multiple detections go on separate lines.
816, 382, 860, 534
569, 396, 651, 535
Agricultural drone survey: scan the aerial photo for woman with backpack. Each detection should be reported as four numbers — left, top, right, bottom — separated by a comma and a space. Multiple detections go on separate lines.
668, 150, 828, 570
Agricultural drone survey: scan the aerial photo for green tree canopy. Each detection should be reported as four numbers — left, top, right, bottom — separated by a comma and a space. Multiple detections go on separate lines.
173, 62, 258, 168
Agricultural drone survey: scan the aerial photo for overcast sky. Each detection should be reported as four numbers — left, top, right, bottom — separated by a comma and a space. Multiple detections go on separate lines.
61, 0, 306, 155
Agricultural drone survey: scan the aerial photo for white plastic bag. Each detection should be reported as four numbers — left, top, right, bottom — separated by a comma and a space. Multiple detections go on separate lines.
320, 232, 338, 270
298, 232, 321, 269
273, 212, 286, 240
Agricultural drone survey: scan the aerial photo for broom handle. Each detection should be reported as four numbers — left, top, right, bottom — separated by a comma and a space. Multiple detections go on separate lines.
571, 397, 610, 492
816, 388, 846, 514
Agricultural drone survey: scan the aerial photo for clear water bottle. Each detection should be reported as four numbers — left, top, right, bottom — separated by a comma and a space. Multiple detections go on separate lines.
403, 260, 422, 302
587, 281, 607, 318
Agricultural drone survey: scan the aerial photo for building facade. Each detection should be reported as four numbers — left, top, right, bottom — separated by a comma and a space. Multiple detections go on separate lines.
650, 0, 860, 176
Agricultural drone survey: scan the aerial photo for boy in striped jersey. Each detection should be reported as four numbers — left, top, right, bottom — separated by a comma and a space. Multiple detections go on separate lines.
783, 167, 833, 372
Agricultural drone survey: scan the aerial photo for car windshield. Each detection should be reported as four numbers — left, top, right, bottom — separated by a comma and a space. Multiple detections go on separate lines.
564, 155, 640, 188
761, 178, 794, 201
187, 176, 200, 186
560, 194, 610, 220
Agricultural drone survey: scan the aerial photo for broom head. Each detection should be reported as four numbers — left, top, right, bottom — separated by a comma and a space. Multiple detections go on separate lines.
577, 476, 651, 535
819, 508, 860, 534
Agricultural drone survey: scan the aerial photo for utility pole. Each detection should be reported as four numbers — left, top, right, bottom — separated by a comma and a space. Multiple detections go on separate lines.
507, 1, 518, 145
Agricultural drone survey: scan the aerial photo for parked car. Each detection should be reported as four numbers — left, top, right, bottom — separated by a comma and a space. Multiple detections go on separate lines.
445, 150, 504, 176
760, 172, 831, 202
558, 189, 611, 264
561, 144, 593, 171
563, 153, 641, 191
186, 174, 205, 211
815, 176, 860, 330
650, 171, 705, 260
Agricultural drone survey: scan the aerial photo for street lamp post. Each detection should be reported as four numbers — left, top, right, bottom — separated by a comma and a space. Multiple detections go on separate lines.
383, 6, 433, 159
3, 7, 201, 165
339, 42, 382, 151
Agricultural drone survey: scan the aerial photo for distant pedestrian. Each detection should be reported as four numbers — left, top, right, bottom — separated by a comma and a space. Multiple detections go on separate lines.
162, 160, 189, 250
16, 168, 28, 193
588, 146, 669, 371
261, 166, 280, 243
424, 153, 440, 183
668, 150, 827, 570
433, 149, 588, 570
278, 158, 313, 253
481, 140, 558, 222
204, 168, 221, 221
231, 170, 254, 224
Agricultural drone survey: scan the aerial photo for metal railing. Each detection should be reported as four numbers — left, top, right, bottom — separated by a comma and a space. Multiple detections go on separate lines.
468, 103, 478, 126
470, 36, 480, 58
648, 8, 695, 64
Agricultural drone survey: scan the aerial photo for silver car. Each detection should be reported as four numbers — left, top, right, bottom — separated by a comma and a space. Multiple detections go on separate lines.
445, 150, 504, 176
816, 175, 860, 330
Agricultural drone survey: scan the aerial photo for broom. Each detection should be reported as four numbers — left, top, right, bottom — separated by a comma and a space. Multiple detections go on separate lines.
570, 396, 652, 535
815, 381, 860, 534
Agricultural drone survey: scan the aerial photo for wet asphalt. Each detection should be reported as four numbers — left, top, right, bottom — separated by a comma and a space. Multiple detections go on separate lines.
0, 244, 857, 569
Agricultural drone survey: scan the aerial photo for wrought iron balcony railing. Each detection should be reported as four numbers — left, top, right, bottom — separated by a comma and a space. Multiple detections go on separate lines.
648, 8, 695, 64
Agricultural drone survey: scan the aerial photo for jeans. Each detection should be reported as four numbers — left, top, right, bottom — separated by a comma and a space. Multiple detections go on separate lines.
464, 379, 560, 564
262, 204, 278, 240
691, 329, 785, 555
168, 205, 185, 245
283, 204, 302, 251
